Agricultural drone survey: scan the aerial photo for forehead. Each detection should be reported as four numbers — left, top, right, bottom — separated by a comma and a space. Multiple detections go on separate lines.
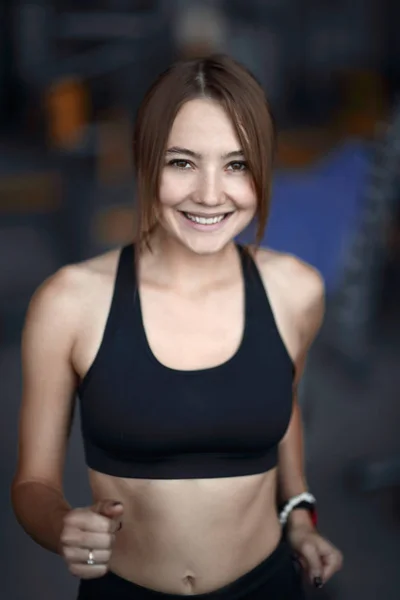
167, 99, 240, 150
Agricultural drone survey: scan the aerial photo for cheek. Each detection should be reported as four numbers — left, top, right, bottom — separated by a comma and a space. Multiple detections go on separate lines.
159, 171, 191, 208
227, 177, 257, 210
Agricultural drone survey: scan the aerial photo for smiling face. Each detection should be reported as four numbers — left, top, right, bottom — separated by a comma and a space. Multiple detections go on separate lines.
157, 98, 257, 255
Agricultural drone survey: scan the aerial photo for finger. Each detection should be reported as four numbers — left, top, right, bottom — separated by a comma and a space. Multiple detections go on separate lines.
313, 537, 344, 582
321, 548, 344, 582
63, 547, 111, 565
298, 541, 324, 583
296, 555, 308, 572
68, 563, 108, 579
61, 530, 115, 550
64, 509, 114, 534
109, 518, 123, 534
94, 500, 124, 521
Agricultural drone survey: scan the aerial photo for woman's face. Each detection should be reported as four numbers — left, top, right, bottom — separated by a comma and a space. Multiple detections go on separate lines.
158, 98, 257, 255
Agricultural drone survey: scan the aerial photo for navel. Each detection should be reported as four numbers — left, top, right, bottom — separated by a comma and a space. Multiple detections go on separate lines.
182, 574, 196, 594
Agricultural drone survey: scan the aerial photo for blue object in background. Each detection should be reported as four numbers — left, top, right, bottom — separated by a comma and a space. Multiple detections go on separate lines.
238, 141, 371, 292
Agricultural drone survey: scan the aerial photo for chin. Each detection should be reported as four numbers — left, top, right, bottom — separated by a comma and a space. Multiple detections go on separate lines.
177, 234, 232, 256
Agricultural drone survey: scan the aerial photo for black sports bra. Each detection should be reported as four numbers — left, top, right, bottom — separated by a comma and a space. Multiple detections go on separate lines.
78, 244, 294, 479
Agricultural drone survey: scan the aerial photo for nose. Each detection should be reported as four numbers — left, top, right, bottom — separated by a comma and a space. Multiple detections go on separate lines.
196, 171, 223, 207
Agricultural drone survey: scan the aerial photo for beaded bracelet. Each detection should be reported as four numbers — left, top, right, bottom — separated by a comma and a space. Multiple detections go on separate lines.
278, 492, 317, 526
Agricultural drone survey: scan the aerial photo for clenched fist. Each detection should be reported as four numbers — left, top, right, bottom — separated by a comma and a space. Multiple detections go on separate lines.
60, 499, 123, 579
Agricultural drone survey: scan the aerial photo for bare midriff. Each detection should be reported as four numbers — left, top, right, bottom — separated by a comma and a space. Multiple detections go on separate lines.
88, 467, 281, 595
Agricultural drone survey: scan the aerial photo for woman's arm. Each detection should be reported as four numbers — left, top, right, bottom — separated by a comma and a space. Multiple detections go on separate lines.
277, 390, 311, 529
277, 268, 324, 528
278, 263, 325, 525
277, 263, 343, 585
11, 267, 82, 554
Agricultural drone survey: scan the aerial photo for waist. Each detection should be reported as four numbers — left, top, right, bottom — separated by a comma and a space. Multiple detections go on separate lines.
89, 469, 281, 593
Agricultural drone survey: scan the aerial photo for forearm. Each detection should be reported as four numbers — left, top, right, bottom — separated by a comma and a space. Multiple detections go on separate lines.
11, 480, 71, 554
278, 397, 307, 497
278, 397, 314, 529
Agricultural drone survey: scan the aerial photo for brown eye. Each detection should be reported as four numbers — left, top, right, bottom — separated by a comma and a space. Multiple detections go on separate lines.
227, 161, 247, 172
168, 159, 191, 169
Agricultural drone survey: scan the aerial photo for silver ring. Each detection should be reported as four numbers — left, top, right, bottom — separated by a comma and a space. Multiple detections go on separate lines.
87, 550, 95, 566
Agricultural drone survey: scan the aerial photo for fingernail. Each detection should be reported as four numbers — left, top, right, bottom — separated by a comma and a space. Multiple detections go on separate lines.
314, 576, 323, 589
111, 502, 122, 507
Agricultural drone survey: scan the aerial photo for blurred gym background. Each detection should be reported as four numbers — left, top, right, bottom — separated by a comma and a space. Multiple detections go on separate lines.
1, 1, 399, 599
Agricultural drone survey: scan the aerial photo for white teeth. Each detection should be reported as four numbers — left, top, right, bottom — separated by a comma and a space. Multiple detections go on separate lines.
184, 212, 226, 225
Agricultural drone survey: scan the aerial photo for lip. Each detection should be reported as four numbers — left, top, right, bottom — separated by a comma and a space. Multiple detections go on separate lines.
181, 211, 233, 218
178, 210, 234, 232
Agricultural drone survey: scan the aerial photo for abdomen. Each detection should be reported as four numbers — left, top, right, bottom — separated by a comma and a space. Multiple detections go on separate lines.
88, 468, 282, 594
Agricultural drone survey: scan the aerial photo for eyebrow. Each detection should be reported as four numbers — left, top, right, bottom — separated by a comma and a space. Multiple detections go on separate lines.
166, 146, 245, 160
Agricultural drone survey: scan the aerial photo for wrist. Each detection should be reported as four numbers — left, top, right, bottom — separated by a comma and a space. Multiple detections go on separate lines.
286, 508, 316, 531
49, 506, 71, 555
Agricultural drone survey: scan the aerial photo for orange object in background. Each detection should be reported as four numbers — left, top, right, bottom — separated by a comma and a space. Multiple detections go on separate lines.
93, 206, 136, 246
0, 171, 61, 213
335, 70, 388, 138
97, 110, 133, 184
276, 127, 339, 169
45, 77, 90, 148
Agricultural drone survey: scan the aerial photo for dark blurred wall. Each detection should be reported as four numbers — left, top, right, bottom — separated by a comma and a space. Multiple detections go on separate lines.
0, 0, 21, 131
382, 0, 400, 92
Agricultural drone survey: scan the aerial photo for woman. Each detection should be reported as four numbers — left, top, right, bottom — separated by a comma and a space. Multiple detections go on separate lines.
12, 54, 342, 599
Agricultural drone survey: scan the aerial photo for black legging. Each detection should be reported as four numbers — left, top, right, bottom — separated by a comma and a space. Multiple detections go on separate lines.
77, 536, 306, 600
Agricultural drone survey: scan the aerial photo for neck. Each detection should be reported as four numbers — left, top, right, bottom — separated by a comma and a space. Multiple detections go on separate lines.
141, 228, 239, 291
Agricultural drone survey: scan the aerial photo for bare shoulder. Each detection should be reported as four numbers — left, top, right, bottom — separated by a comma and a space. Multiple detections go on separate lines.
252, 246, 325, 344
254, 247, 324, 300
24, 248, 121, 337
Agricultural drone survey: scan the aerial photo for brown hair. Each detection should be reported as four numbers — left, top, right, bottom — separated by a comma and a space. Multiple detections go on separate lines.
133, 53, 276, 249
